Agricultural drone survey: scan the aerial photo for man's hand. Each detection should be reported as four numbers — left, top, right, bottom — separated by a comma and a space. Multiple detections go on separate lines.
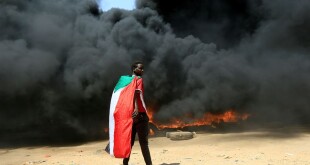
132, 109, 138, 118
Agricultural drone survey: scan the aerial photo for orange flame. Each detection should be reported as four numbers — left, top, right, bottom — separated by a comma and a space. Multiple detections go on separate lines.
149, 128, 155, 136
104, 127, 109, 133
148, 109, 250, 130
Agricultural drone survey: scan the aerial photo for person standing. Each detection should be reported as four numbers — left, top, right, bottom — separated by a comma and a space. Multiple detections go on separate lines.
107, 61, 152, 165
124, 61, 152, 165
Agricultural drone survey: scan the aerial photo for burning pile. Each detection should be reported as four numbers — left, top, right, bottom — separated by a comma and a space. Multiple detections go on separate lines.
148, 109, 250, 130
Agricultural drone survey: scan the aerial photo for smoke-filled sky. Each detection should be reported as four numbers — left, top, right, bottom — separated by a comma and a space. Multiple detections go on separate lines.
1, 0, 310, 145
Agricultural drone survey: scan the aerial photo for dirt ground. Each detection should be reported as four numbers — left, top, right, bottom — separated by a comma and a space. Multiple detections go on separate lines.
1, 128, 310, 165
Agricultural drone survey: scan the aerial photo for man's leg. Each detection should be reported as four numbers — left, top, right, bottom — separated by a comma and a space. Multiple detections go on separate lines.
136, 114, 152, 165
123, 123, 137, 165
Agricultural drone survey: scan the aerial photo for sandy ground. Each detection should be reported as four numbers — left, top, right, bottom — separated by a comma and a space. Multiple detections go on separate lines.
1, 129, 310, 165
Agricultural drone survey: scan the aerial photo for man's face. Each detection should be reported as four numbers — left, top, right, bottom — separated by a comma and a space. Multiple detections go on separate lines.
134, 64, 144, 76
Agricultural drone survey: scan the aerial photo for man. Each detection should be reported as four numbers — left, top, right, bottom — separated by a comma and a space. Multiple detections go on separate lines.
107, 61, 152, 165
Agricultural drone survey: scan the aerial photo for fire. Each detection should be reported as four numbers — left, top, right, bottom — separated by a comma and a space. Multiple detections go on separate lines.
104, 127, 109, 133
149, 129, 155, 136
148, 109, 250, 130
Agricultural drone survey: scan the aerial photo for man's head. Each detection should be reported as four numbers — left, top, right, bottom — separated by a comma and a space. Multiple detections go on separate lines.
132, 61, 144, 76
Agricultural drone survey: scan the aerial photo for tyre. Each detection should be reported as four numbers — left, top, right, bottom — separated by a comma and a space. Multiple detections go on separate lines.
166, 131, 195, 140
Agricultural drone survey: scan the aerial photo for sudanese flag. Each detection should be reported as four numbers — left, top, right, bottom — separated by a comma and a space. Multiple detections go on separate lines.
107, 75, 141, 158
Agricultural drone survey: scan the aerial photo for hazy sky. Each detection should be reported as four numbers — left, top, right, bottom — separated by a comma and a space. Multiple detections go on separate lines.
98, 0, 135, 11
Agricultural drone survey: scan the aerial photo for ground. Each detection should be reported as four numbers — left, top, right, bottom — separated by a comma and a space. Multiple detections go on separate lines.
1, 128, 310, 165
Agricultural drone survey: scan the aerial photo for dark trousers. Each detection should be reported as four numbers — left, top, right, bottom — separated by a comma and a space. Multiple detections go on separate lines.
123, 113, 152, 165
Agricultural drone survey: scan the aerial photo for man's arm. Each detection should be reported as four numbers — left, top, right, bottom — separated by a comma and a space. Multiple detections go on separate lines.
137, 90, 147, 112
132, 91, 139, 118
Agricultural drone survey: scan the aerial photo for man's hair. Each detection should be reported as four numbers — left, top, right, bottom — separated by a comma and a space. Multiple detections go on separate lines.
131, 61, 143, 71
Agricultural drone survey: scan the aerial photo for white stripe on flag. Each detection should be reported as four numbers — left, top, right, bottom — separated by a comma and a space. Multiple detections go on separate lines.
109, 87, 124, 156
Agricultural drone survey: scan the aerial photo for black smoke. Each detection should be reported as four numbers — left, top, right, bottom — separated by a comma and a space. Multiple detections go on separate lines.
138, 0, 310, 125
137, 0, 263, 48
1, 0, 310, 146
0, 0, 172, 146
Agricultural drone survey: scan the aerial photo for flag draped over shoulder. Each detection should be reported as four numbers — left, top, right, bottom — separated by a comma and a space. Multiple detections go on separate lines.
108, 75, 139, 158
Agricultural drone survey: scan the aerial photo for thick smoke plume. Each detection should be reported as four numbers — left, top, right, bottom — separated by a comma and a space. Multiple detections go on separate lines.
1, 0, 310, 145
137, 0, 263, 48
138, 0, 310, 125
